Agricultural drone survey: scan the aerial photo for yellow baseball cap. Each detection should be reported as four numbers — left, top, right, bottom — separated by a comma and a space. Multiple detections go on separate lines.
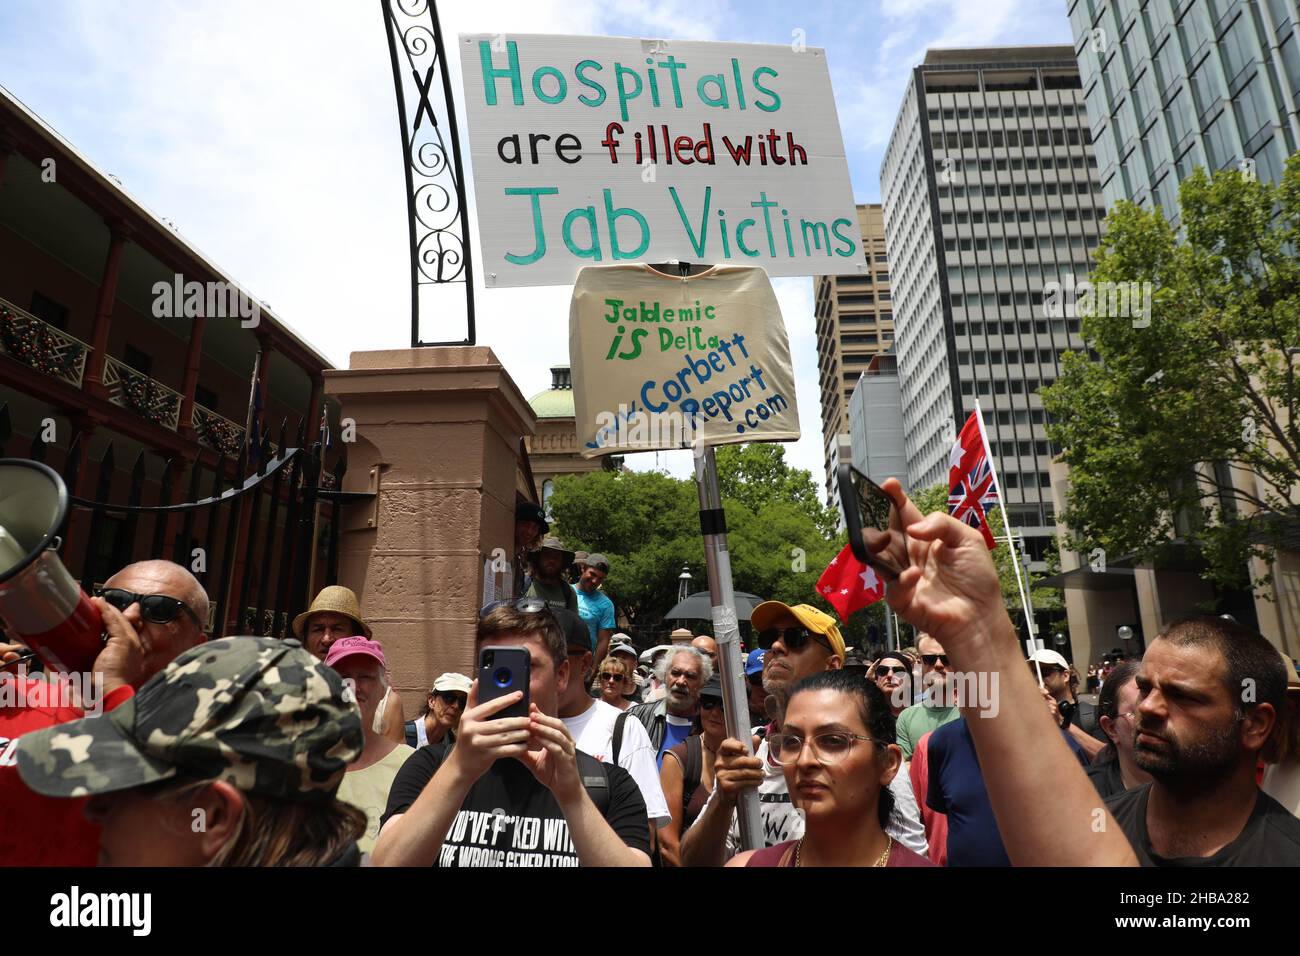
750, 601, 845, 659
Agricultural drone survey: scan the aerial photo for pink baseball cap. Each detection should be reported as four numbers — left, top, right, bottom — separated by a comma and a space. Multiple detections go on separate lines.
324, 636, 387, 670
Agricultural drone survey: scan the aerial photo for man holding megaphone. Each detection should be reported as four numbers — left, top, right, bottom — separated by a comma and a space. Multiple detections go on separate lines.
1, 558, 208, 865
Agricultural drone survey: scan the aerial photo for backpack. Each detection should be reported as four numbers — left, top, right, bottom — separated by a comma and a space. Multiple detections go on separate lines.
678, 735, 704, 813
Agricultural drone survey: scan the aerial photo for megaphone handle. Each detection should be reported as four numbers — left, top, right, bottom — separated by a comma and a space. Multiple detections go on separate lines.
2, 649, 39, 673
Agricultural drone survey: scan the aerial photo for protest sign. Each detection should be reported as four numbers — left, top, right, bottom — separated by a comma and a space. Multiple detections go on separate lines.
569, 264, 799, 456
458, 34, 861, 287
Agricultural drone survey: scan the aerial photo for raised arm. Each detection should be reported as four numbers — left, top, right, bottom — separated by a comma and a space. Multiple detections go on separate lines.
876, 480, 1137, 867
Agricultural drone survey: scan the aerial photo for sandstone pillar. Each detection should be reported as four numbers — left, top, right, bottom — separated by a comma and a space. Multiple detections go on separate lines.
324, 347, 537, 710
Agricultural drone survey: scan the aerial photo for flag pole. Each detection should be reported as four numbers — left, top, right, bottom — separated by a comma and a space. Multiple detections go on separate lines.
972, 400, 1039, 671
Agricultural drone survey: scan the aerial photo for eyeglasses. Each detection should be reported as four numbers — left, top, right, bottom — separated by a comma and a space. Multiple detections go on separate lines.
766, 732, 885, 766
700, 696, 724, 711
875, 665, 909, 679
748, 673, 764, 687
921, 654, 949, 666
600, 672, 625, 683
96, 587, 202, 627
756, 627, 832, 654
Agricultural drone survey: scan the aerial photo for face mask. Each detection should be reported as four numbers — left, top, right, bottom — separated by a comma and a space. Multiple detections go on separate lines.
373, 685, 392, 734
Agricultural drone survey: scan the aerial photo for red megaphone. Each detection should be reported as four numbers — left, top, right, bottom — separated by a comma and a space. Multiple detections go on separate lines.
0, 459, 104, 673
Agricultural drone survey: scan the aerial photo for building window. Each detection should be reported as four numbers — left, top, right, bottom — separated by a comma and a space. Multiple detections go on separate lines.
124, 345, 154, 377
28, 292, 69, 330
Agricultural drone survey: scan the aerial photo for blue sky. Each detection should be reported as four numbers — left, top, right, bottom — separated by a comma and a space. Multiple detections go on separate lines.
0, 0, 1074, 482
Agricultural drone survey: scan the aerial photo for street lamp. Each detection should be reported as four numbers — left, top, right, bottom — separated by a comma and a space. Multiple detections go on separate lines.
678, 565, 691, 604
1117, 624, 1134, 644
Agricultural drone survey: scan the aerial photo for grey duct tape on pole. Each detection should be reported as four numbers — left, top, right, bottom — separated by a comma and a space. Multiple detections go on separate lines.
693, 444, 764, 852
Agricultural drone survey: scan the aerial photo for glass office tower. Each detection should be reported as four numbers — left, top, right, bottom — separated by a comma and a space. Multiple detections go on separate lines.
1069, 0, 1300, 216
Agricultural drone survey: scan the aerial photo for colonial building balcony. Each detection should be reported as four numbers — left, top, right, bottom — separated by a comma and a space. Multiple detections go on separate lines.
0, 296, 90, 387
102, 354, 183, 431
192, 402, 245, 457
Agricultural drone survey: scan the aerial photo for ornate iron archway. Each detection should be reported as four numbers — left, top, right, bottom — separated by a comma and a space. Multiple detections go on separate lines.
381, 0, 476, 347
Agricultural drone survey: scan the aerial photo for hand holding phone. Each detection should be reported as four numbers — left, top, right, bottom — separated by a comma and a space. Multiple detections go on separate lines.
838, 464, 911, 581
445, 647, 534, 779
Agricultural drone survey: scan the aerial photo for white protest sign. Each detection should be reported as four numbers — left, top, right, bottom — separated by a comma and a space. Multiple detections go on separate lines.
569, 264, 799, 456
458, 34, 862, 288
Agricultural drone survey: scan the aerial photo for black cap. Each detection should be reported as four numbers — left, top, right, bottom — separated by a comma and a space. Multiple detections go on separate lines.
700, 676, 723, 700
516, 501, 549, 533
554, 608, 592, 653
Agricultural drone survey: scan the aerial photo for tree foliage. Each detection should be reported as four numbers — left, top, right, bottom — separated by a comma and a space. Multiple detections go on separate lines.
547, 445, 857, 640
1041, 153, 1300, 594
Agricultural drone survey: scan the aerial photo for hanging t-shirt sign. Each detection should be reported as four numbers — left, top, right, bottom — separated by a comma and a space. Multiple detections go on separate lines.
569, 264, 799, 456
457, 34, 862, 288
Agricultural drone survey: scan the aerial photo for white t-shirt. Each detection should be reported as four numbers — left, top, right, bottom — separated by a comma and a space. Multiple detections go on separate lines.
688, 737, 929, 858
562, 699, 671, 828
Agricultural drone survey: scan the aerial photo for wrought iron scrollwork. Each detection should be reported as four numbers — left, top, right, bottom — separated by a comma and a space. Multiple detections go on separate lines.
381, 0, 475, 346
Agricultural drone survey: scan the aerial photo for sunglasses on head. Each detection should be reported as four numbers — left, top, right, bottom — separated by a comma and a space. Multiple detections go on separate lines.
96, 587, 202, 626
756, 627, 832, 654
921, 654, 949, 666
479, 597, 555, 618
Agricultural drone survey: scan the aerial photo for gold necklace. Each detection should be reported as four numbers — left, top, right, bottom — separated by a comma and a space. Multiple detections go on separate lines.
794, 835, 892, 868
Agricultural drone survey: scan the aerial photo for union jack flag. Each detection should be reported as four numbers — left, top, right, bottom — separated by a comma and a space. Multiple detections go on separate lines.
947, 409, 999, 550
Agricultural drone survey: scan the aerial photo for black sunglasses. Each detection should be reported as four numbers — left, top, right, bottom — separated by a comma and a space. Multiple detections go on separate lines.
921, 654, 949, 666
97, 587, 202, 627
875, 665, 909, 678
435, 691, 467, 707
700, 696, 724, 711
600, 672, 625, 682
756, 627, 832, 654
748, 673, 764, 687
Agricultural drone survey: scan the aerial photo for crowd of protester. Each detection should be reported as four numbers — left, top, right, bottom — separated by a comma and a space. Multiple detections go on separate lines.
3, 485, 1300, 867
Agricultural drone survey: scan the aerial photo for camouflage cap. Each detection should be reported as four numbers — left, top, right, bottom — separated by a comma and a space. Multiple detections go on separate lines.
16, 636, 363, 803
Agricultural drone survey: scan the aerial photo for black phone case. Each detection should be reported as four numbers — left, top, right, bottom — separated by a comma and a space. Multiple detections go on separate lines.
837, 463, 872, 564
838, 463, 902, 581
477, 645, 530, 719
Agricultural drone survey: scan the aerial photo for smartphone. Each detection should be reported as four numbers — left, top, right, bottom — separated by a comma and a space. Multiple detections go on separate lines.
477, 645, 530, 719
837, 463, 910, 581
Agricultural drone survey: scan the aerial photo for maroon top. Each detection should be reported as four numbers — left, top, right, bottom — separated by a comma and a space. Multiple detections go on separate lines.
745, 838, 934, 868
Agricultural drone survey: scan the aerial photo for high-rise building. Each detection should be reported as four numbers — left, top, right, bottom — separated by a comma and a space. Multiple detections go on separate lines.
880, 46, 1105, 570
1053, 1, 1300, 651
813, 205, 894, 511
1069, 0, 1300, 216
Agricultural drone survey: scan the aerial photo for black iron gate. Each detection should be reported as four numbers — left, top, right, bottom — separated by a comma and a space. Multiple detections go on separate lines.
0, 404, 372, 639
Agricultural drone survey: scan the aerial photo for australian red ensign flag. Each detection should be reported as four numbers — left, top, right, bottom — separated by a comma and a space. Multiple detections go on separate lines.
816, 543, 885, 620
948, 409, 999, 550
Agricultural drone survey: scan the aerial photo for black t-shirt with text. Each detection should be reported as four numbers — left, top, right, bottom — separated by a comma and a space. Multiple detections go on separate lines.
381, 746, 650, 867
1106, 783, 1300, 866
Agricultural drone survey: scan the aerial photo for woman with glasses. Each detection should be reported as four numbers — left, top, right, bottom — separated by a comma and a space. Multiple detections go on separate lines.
658, 677, 727, 867
727, 670, 931, 867
873, 652, 915, 718
596, 655, 636, 711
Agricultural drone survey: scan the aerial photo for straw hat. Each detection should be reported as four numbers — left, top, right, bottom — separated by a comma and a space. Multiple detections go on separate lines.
292, 585, 372, 639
